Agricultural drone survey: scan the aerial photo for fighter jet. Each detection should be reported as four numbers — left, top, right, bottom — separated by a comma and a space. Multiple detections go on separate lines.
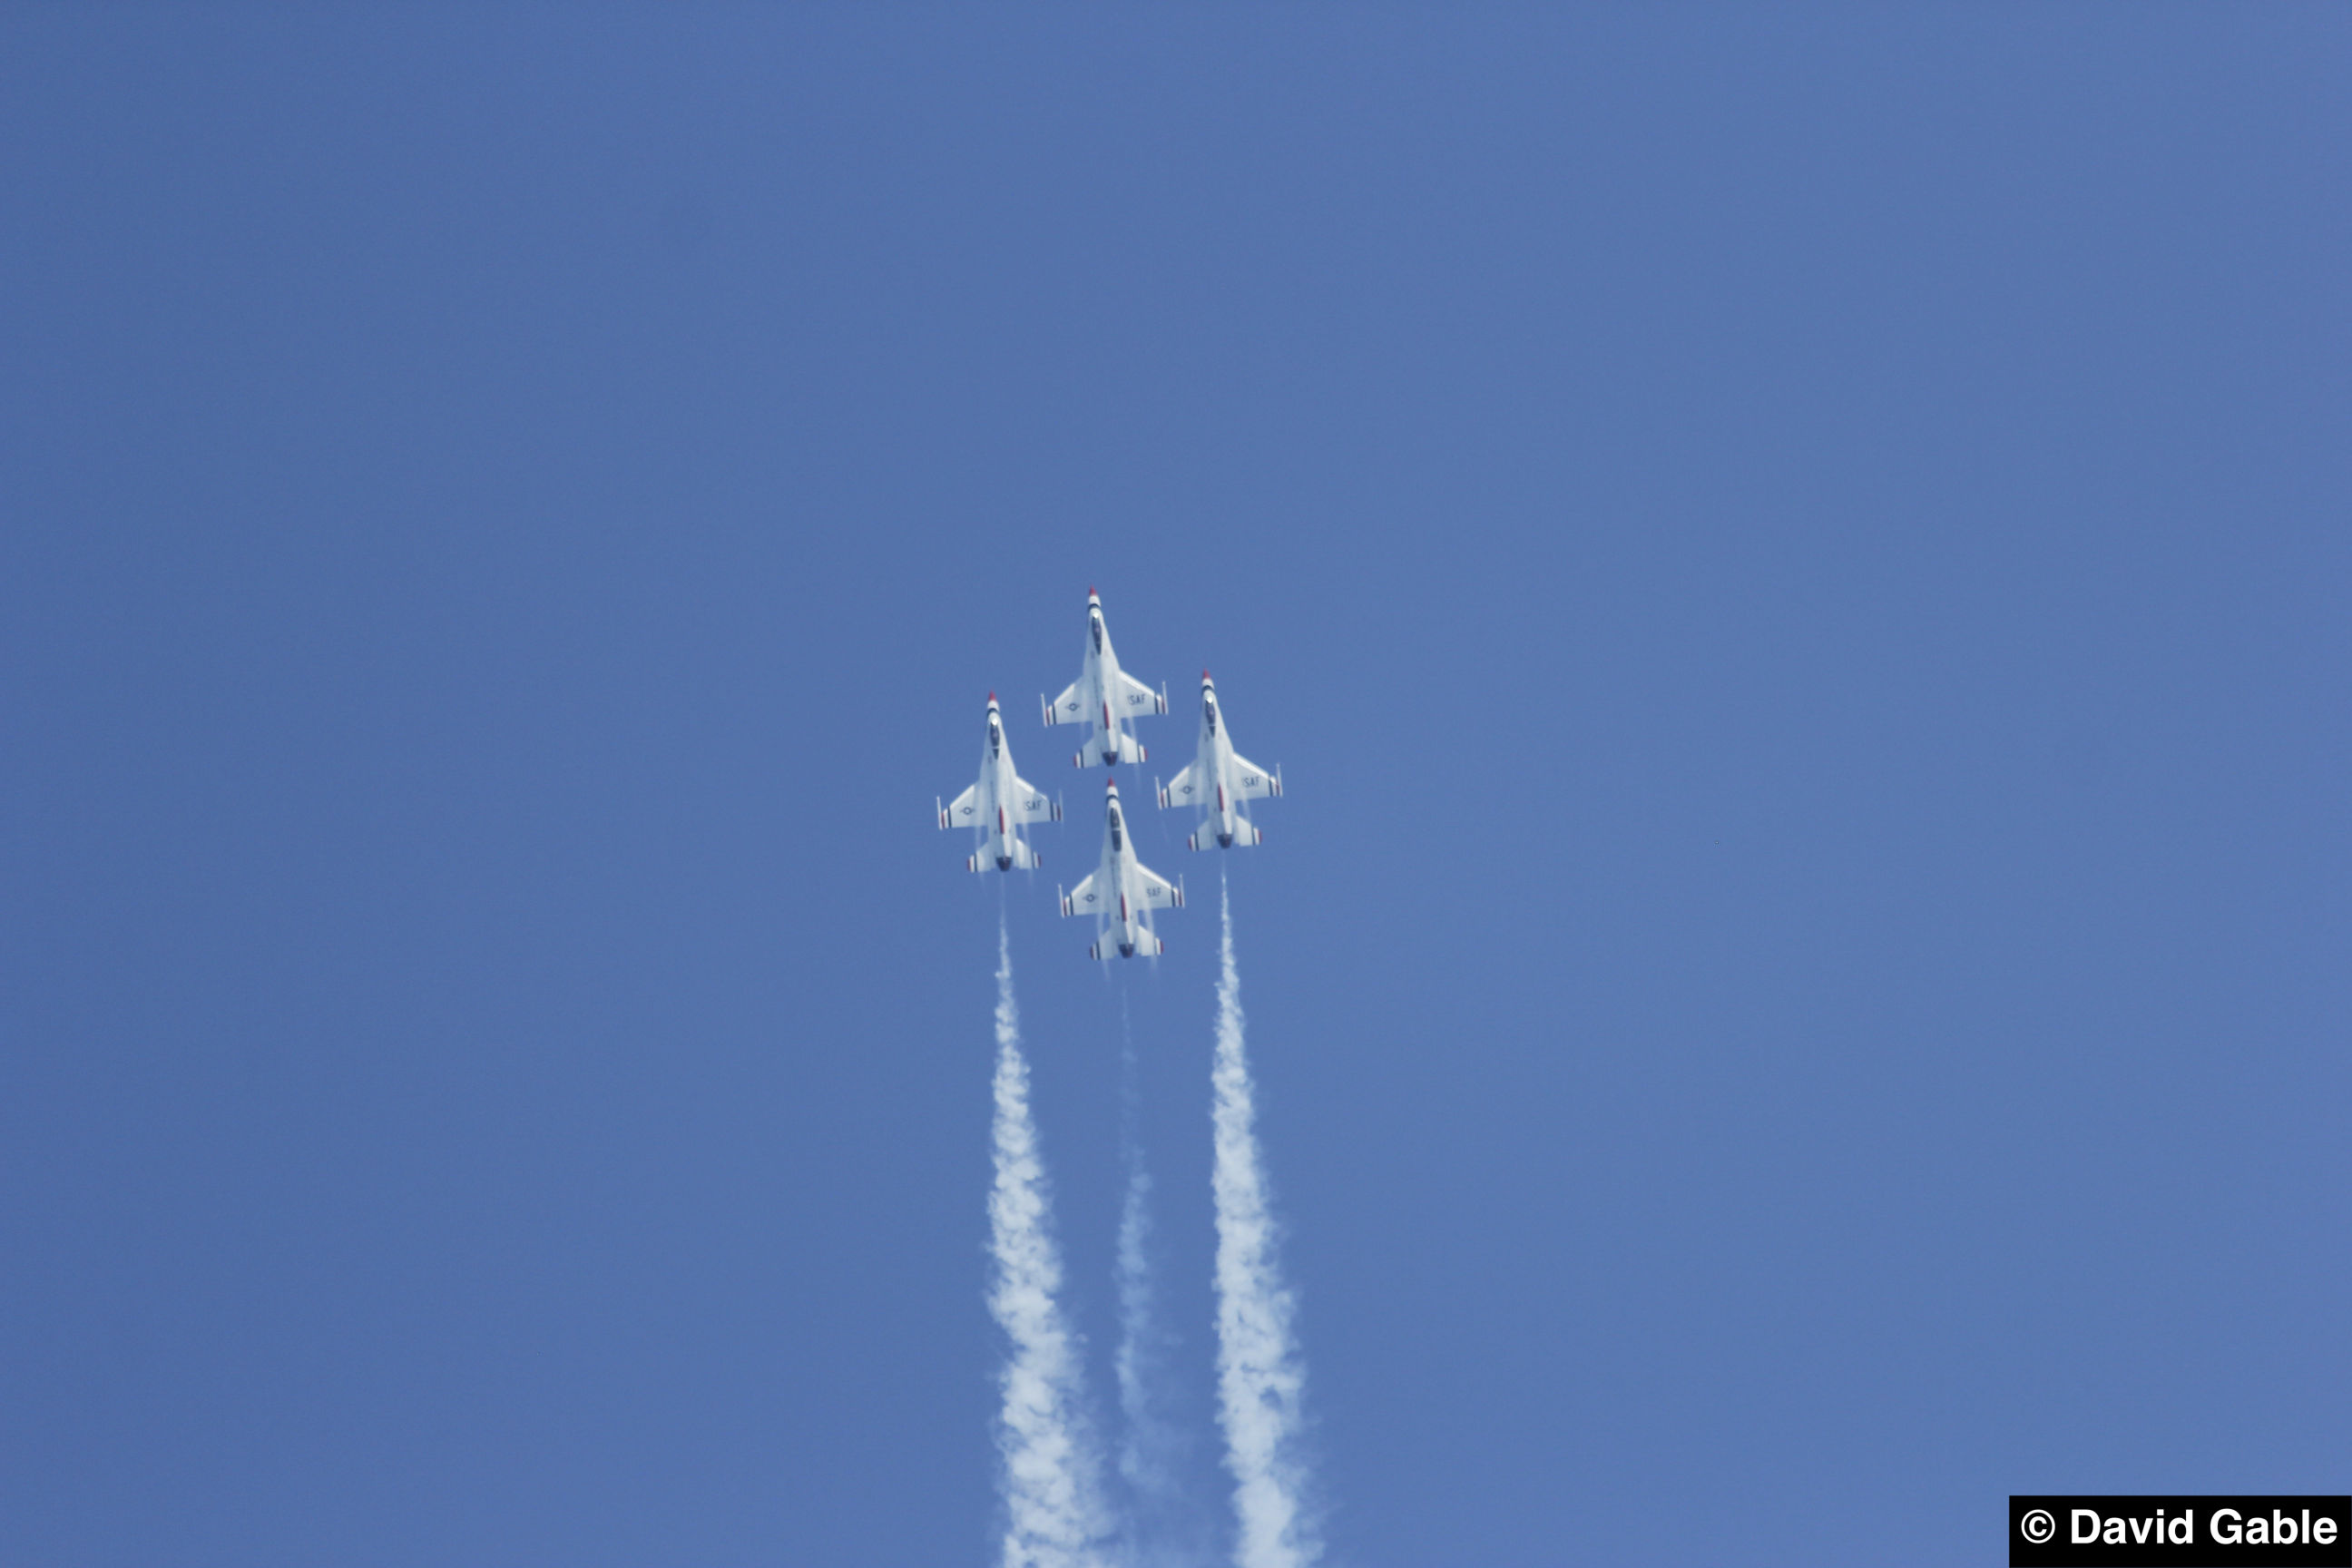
1059, 778, 1183, 959
1042, 588, 1167, 768
1157, 671, 1283, 849
938, 693, 1061, 872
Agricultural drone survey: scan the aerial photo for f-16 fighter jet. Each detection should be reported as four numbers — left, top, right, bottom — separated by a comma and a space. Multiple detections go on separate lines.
1157, 671, 1283, 849
938, 694, 1061, 872
1059, 778, 1183, 959
1042, 588, 1167, 768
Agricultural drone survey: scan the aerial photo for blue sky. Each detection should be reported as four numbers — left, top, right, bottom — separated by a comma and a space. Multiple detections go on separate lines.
3, 8, 2347, 1564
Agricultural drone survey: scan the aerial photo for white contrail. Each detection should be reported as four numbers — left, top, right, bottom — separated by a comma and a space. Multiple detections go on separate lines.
1113, 1002, 1203, 1567
989, 915, 1114, 1568
1210, 873, 1320, 1568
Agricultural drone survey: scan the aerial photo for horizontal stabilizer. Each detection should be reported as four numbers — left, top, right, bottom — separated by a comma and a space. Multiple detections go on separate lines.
1079, 739, 1143, 768
969, 838, 1038, 873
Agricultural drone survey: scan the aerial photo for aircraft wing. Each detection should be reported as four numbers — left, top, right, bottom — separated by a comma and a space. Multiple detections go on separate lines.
1045, 680, 1088, 727
1113, 669, 1166, 716
1159, 760, 1202, 809
1061, 872, 1102, 918
1230, 755, 1281, 801
1134, 864, 1183, 911
1008, 778, 1059, 825
941, 783, 980, 830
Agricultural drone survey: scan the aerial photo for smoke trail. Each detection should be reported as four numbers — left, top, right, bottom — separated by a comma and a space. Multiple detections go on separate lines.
1210, 872, 1319, 1568
1113, 995, 1202, 1567
988, 914, 1113, 1568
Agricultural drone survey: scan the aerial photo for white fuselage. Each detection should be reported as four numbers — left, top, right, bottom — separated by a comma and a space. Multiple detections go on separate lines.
1078, 605, 1134, 765
1197, 687, 1247, 847
1096, 794, 1152, 956
976, 713, 1024, 868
